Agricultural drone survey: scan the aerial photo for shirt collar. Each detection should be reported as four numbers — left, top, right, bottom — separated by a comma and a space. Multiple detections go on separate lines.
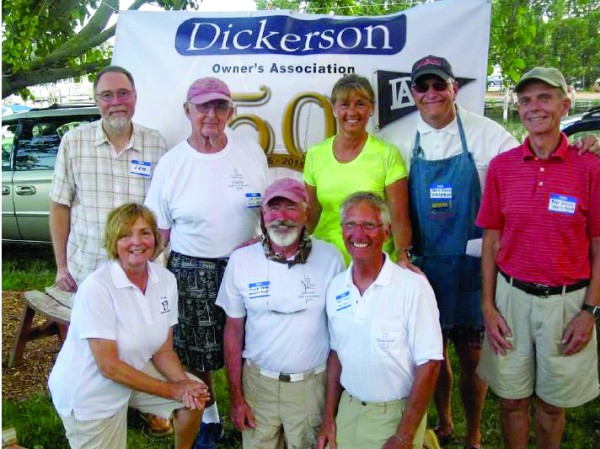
109, 260, 159, 289
345, 252, 394, 289
416, 105, 460, 136
521, 132, 568, 161
261, 228, 312, 267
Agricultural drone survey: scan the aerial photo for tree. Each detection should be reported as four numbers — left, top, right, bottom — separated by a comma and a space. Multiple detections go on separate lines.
256, 0, 427, 15
2, 0, 199, 98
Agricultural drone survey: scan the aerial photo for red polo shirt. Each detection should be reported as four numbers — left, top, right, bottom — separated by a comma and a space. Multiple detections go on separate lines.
476, 133, 600, 286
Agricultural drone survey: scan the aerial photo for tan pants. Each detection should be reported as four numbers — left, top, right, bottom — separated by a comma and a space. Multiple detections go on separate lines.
60, 362, 199, 449
241, 362, 326, 449
478, 273, 599, 407
335, 391, 427, 449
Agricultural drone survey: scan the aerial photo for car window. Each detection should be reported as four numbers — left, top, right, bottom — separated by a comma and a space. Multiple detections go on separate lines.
15, 116, 96, 171
2, 124, 15, 169
566, 129, 600, 145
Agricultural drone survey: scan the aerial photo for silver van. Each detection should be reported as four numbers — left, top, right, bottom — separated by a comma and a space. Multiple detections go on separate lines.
2, 105, 100, 243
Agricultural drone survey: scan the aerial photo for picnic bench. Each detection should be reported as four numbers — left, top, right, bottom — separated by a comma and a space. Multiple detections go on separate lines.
8, 290, 71, 368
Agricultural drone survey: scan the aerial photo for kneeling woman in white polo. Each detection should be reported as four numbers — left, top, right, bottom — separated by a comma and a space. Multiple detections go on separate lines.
48, 203, 210, 449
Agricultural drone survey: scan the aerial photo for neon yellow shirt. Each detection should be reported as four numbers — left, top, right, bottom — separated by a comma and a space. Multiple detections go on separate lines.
303, 134, 408, 264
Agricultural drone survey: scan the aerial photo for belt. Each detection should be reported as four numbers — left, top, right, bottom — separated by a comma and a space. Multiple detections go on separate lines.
499, 270, 589, 297
245, 360, 326, 382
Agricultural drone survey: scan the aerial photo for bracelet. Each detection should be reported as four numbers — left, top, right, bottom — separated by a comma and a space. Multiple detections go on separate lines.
396, 247, 412, 257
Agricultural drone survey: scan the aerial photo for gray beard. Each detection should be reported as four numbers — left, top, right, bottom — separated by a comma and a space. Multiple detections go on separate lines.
267, 227, 300, 248
104, 117, 131, 133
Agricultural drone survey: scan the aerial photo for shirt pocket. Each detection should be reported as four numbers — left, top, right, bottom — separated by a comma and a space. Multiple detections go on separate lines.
371, 321, 404, 360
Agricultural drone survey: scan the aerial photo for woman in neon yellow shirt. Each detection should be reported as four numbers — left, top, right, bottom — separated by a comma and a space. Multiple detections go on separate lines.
303, 74, 412, 265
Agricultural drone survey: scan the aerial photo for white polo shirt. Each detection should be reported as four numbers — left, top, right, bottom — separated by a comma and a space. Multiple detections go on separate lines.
216, 238, 344, 374
395, 106, 518, 189
48, 261, 178, 420
326, 254, 443, 403
144, 135, 269, 258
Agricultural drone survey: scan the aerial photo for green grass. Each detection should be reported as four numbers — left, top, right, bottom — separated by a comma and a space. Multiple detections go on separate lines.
2, 244, 56, 291
3, 359, 598, 448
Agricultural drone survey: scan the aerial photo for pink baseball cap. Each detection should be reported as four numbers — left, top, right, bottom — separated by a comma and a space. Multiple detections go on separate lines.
186, 77, 232, 104
263, 178, 308, 205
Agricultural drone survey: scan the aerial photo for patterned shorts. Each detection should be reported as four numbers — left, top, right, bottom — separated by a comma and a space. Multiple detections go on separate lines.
443, 326, 484, 349
168, 251, 228, 372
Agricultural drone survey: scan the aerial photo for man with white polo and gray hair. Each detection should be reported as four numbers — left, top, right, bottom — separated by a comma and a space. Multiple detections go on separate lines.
216, 177, 344, 449
318, 192, 443, 449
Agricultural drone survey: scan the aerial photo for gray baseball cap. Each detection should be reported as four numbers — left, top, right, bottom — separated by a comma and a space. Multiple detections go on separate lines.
515, 67, 568, 95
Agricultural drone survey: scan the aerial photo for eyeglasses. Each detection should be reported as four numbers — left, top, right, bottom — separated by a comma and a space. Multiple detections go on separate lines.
411, 81, 452, 93
341, 221, 384, 232
188, 100, 232, 114
96, 89, 133, 103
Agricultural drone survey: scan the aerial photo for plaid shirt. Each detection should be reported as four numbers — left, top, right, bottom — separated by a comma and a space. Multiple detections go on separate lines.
50, 120, 167, 284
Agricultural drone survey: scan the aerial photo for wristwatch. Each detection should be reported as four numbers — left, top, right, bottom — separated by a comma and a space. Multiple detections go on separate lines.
582, 304, 600, 321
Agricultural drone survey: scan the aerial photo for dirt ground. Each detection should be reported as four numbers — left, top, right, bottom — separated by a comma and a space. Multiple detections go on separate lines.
2, 291, 61, 401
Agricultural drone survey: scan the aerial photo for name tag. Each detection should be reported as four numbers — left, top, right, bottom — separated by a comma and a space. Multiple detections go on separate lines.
335, 290, 352, 311
249, 281, 270, 299
430, 183, 452, 199
548, 193, 577, 215
159, 296, 171, 314
246, 193, 262, 208
130, 160, 152, 177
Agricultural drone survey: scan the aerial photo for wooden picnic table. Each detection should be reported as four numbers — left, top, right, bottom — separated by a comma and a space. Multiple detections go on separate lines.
8, 290, 71, 368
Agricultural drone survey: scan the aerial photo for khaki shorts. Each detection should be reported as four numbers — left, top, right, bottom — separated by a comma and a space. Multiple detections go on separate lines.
335, 391, 427, 449
60, 362, 199, 449
241, 361, 326, 449
478, 273, 599, 408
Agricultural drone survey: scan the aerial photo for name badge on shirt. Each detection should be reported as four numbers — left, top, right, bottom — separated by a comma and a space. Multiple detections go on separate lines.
548, 193, 577, 215
246, 193, 262, 209
160, 296, 171, 314
430, 183, 452, 212
249, 281, 270, 299
335, 290, 352, 311
130, 160, 152, 177
430, 184, 453, 199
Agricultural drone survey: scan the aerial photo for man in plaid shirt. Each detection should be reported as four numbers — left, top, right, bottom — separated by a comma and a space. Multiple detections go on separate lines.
50, 65, 168, 293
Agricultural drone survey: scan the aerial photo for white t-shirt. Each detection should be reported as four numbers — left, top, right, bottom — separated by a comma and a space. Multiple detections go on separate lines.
326, 254, 443, 403
145, 135, 269, 258
48, 261, 178, 420
395, 106, 518, 189
216, 238, 344, 373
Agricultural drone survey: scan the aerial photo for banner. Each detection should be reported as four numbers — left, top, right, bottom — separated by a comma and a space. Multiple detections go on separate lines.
112, 0, 491, 176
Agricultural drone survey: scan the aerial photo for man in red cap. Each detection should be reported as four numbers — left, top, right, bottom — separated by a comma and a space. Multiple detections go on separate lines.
217, 177, 344, 449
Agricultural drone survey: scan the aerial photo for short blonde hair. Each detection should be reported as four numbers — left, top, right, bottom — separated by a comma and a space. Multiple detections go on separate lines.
331, 74, 375, 105
104, 203, 162, 260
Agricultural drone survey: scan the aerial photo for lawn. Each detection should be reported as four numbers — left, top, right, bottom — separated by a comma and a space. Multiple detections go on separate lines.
2, 245, 599, 448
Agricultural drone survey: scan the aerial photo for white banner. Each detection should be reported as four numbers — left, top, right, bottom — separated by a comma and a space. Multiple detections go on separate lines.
112, 0, 491, 176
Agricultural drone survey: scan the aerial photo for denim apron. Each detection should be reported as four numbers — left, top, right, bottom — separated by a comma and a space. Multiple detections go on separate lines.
409, 114, 483, 329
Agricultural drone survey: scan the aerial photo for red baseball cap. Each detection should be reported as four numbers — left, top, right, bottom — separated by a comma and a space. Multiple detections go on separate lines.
263, 178, 308, 205
187, 77, 232, 104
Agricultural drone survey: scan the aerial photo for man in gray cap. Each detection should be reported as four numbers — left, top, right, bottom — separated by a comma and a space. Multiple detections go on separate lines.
477, 67, 600, 449
216, 178, 344, 449
394, 55, 600, 449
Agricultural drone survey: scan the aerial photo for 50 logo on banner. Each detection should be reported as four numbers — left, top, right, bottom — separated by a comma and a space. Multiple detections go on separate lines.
228, 86, 336, 172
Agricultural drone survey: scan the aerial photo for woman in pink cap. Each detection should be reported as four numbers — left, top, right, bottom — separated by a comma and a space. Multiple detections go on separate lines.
145, 77, 269, 448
